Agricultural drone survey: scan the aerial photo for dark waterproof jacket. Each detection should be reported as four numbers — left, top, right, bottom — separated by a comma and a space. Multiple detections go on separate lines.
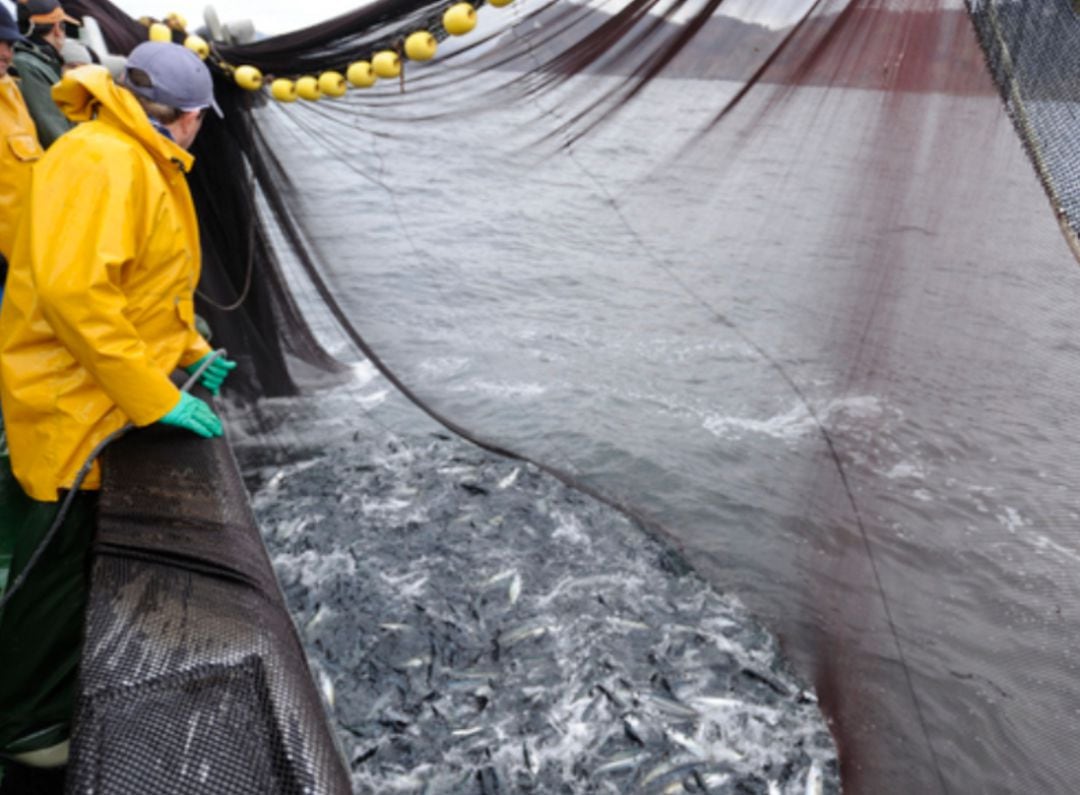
12, 38, 72, 148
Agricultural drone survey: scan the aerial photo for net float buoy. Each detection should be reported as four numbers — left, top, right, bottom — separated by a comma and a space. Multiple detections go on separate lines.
372, 50, 401, 78
165, 11, 187, 30
488, 0, 513, 7
404, 31, 437, 61
318, 71, 347, 97
234, 64, 263, 91
347, 60, 376, 88
296, 75, 321, 100
443, 3, 476, 36
270, 78, 298, 102
148, 22, 171, 41
184, 34, 209, 59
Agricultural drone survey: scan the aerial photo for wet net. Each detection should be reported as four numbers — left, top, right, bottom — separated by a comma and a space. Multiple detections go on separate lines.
69, 420, 351, 794
967, 2, 1080, 258
54, 0, 1080, 793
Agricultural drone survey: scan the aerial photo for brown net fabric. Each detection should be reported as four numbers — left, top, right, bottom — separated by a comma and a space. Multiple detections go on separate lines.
234, 3, 1080, 792
53, 0, 1080, 793
67, 423, 350, 794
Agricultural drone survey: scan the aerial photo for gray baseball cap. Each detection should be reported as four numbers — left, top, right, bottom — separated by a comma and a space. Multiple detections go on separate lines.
124, 41, 223, 118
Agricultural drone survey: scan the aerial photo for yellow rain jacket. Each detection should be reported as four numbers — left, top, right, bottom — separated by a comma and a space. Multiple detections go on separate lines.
0, 73, 42, 260
0, 65, 211, 501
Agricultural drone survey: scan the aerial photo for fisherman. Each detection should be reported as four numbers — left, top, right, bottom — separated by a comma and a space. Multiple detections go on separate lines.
12, 0, 78, 147
0, 41, 236, 774
0, 0, 41, 291
0, 14, 42, 776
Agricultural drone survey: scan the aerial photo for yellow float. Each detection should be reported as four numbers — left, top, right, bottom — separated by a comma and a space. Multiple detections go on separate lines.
148, 22, 171, 42
234, 65, 263, 91
443, 3, 476, 36
404, 31, 437, 61
318, 71, 347, 97
296, 75, 321, 101
164, 12, 187, 30
270, 78, 298, 102
184, 34, 209, 59
346, 60, 376, 88
372, 50, 401, 78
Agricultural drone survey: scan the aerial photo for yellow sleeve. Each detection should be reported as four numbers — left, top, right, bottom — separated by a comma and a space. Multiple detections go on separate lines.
178, 327, 213, 370
31, 153, 181, 427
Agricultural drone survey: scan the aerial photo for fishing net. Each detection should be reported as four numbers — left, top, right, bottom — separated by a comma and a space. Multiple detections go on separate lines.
68, 422, 351, 794
51, 0, 1080, 793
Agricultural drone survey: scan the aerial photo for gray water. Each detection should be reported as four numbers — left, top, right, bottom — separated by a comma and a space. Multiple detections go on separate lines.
241, 68, 1080, 793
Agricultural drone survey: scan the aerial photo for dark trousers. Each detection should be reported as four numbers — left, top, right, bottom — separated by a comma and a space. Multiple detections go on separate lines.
0, 452, 96, 755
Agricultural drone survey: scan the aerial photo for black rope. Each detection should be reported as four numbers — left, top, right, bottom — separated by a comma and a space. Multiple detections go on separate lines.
196, 174, 259, 312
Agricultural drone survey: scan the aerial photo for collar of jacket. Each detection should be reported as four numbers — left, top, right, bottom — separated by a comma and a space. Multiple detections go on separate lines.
13, 38, 63, 73
50, 65, 195, 175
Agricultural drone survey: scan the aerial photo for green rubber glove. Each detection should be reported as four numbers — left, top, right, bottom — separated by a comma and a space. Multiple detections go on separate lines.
158, 392, 223, 438
184, 352, 237, 396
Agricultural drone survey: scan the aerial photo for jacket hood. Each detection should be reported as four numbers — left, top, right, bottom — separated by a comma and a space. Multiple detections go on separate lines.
52, 64, 194, 173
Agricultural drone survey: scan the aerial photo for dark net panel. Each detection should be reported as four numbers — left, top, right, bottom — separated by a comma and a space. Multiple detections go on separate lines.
239, 1, 1080, 793
49, 1, 1080, 793
67, 422, 350, 794
966, 1, 1080, 259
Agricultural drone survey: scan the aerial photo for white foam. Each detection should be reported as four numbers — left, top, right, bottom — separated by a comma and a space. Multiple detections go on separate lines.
884, 461, 924, 480
360, 495, 414, 517
418, 355, 471, 379
350, 359, 379, 386
457, 378, 548, 399
1032, 535, 1080, 565
996, 506, 1027, 534
703, 395, 886, 442
551, 510, 591, 545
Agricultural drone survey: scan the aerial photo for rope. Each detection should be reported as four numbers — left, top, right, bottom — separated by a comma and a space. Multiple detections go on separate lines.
0, 350, 226, 612
195, 172, 259, 312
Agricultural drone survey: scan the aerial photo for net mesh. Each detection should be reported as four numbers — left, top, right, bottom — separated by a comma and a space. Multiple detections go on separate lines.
68, 422, 350, 794
49, 1, 1080, 793
966, 1, 1080, 259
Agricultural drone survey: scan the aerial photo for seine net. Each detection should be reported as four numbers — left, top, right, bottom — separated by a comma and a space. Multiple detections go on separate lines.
56, 0, 1080, 793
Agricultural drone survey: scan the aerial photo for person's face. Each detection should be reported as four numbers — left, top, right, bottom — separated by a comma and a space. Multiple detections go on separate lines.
46, 22, 65, 52
170, 107, 207, 150
0, 41, 13, 78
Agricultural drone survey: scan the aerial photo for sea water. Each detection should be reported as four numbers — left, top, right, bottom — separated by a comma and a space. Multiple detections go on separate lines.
231, 69, 1080, 793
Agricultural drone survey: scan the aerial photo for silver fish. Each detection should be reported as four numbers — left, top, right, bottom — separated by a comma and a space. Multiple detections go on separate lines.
805, 759, 824, 795
645, 693, 700, 721
317, 667, 335, 710
451, 725, 486, 738
499, 621, 549, 647
498, 467, 520, 489
592, 750, 650, 776
482, 568, 517, 587
640, 757, 703, 787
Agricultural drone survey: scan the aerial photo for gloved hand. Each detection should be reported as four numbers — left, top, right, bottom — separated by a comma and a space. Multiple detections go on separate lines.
184, 352, 237, 396
158, 392, 223, 438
